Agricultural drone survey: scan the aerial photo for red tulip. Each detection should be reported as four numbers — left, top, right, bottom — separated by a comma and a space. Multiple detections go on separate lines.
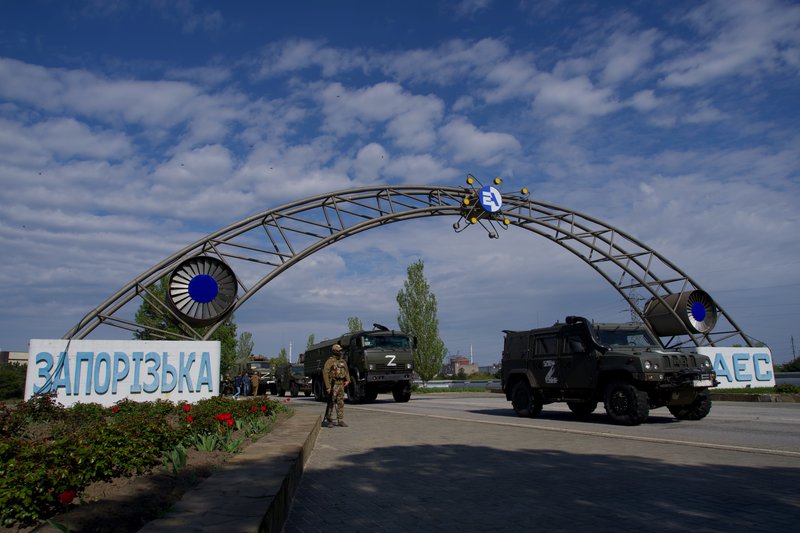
59, 490, 76, 505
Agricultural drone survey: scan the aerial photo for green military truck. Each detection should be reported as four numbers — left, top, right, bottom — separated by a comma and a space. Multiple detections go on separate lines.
275, 363, 312, 397
501, 316, 718, 426
304, 324, 415, 403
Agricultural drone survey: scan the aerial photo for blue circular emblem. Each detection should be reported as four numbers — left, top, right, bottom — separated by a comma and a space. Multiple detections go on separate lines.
479, 185, 502, 213
188, 274, 219, 303
690, 301, 706, 322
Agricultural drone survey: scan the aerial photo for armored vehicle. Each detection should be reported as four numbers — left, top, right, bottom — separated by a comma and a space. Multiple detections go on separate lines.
275, 363, 312, 397
304, 323, 415, 403
501, 316, 718, 426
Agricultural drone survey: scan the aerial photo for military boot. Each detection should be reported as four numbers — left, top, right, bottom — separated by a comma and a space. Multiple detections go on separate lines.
324, 419, 334, 428
337, 420, 348, 427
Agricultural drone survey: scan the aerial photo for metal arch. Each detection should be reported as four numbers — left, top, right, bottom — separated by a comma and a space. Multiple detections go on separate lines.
64, 185, 753, 348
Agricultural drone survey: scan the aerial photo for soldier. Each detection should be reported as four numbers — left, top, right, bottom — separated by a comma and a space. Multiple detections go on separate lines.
323, 343, 351, 427
250, 371, 260, 396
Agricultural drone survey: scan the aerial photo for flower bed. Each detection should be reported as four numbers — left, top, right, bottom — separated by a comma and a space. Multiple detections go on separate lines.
0, 394, 289, 528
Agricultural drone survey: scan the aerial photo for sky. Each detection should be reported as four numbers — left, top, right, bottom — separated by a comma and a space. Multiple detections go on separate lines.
1, 0, 799, 366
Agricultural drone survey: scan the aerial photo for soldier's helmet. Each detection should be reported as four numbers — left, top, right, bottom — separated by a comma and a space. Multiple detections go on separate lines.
332, 343, 343, 354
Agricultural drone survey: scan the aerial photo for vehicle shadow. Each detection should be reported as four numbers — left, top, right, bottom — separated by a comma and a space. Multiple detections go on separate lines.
468, 407, 681, 425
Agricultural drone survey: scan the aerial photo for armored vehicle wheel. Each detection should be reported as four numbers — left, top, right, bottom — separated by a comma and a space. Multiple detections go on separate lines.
278, 387, 286, 397
392, 383, 411, 403
567, 400, 598, 417
667, 390, 711, 420
511, 381, 543, 418
604, 381, 649, 426
290, 383, 300, 397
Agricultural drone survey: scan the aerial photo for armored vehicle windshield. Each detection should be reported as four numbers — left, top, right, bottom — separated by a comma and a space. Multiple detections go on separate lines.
362, 334, 411, 349
593, 326, 659, 348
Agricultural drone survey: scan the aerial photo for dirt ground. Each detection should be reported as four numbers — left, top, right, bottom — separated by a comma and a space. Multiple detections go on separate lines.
3, 415, 288, 533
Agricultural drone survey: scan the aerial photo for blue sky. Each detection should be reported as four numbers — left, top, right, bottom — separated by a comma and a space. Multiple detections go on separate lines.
1, 0, 799, 365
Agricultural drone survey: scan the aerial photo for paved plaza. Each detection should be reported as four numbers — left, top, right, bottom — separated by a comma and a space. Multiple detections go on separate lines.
282, 400, 800, 533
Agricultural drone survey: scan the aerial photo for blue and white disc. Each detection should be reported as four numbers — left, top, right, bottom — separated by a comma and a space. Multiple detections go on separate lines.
479, 185, 502, 213
167, 256, 237, 327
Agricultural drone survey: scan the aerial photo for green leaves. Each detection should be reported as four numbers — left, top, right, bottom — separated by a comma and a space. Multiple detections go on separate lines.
0, 396, 287, 527
396, 259, 448, 383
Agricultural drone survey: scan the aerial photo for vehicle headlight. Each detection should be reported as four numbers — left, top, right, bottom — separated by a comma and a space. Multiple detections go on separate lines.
406, 363, 412, 369
702, 360, 711, 368
644, 360, 652, 370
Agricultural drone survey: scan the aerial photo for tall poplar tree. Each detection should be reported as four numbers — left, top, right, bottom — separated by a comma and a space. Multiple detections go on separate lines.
234, 331, 254, 373
396, 259, 447, 385
347, 316, 364, 333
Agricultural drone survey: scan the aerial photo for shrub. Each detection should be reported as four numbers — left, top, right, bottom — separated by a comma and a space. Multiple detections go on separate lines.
0, 363, 27, 400
0, 395, 287, 527
774, 383, 800, 394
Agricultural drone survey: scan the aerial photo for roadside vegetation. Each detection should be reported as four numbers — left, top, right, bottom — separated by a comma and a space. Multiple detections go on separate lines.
0, 394, 289, 528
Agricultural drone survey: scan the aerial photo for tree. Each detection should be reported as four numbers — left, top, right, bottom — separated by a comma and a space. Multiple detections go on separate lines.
347, 316, 363, 333
133, 276, 239, 375
234, 332, 254, 374
306, 334, 315, 350
272, 348, 289, 369
396, 259, 447, 385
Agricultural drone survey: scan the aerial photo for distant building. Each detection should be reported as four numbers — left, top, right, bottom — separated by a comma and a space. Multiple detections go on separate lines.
0, 351, 28, 365
444, 355, 478, 376
479, 363, 501, 376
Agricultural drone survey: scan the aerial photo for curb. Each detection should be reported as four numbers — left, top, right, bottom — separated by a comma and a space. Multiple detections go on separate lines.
139, 409, 321, 533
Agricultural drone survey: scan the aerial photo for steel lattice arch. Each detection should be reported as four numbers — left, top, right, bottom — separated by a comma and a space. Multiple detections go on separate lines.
64, 184, 754, 349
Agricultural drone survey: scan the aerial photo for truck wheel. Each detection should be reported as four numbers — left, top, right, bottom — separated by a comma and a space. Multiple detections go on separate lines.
313, 380, 325, 402
290, 383, 300, 397
567, 400, 598, 417
392, 383, 411, 403
604, 381, 649, 426
511, 381, 543, 418
667, 390, 711, 420
347, 382, 363, 403
278, 387, 285, 397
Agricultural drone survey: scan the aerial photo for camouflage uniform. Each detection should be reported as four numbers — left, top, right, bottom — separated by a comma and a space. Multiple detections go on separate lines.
323, 344, 351, 427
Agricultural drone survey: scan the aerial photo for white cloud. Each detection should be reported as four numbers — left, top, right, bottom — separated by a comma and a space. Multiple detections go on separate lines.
534, 74, 620, 118
318, 82, 444, 150
439, 118, 521, 165
254, 39, 367, 78
383, 38, 509, 85
600, 29, 659, 85
660, 0, 800, 87
352, 143, 389, 181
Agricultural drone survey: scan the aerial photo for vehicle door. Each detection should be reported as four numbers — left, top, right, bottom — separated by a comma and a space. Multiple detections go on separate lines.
532, 333, 560, 390
559, 329, 597, 390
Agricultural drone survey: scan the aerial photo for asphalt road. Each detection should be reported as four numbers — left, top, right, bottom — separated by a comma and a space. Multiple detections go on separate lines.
282, 393, 800, 532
